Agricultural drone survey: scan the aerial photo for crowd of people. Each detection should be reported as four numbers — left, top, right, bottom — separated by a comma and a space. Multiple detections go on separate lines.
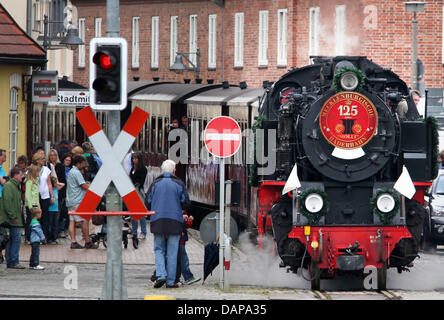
0, 136, 201, 288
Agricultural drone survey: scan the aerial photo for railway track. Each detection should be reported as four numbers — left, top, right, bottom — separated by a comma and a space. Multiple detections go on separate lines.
312, 289, 400, 300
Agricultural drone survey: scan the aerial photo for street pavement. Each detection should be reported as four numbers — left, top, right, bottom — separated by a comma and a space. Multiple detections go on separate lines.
0, 223, 444, 300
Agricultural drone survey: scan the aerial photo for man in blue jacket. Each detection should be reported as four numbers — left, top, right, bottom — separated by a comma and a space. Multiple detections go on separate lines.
146, 159, 190, 288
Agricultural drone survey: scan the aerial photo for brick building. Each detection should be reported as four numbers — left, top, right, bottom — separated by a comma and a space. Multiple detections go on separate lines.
71, 0, 443, 95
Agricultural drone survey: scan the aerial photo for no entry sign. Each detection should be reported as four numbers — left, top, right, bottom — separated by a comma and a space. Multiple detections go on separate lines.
204, 116, 241, 158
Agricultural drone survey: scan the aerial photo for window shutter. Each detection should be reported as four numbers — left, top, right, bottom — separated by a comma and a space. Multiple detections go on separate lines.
170, 16, 178, 67
234, 12, 244, 67
309, 7, 320, 62
132, 17, 140, 68
78, 18, 85, 68
208, 14, 217, 68
152, 16, 159, 68
189, 15, 198, 66
277, 9, 287, 66
95, 18, 102, 37
335, 5, 346, 56
258, 10, 268, 66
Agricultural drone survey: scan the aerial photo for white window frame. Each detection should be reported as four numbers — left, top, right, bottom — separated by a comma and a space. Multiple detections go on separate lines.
189, 14, 198, 67
151, 16, 159, 68
170, 16, 178, 67
9, 88, 18, 170
277, 9, 287, 66
234, 12, 244, 67
78, 18, 85, 68
258, 10, 268, 66
95, 17, 102, 37
132, 16, 140, 68
208, 14, 217, 69
335, 5, 346, 56
309, 7, 320, 62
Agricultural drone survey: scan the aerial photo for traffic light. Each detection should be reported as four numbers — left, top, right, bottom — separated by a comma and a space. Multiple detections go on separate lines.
89, 37, 127, 110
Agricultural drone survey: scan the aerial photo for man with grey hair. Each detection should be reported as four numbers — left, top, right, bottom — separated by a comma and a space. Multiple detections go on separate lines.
146, 159, 190, 288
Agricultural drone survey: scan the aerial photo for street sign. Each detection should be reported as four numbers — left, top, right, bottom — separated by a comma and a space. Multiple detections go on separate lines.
71, 106, 152, 220
204, 116, 241, 158
32, 70, 58, 103
203, 116, 241, 292
48, 90, 90, 107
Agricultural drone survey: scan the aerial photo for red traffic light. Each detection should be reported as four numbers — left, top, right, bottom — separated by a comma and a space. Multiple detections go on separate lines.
93, 52, 115, 70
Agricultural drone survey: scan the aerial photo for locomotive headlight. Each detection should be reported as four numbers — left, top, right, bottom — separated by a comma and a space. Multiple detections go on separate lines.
340, 71, 359, 91
376, 193, 396, 213
305, 193, 324, 213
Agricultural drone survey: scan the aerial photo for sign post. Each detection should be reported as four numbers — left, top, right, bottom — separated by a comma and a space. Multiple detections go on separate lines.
204, 116, 241, 291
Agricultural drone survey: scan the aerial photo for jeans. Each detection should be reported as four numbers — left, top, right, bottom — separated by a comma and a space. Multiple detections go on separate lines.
39, 197, 50, 239
30, 242, 40, 267
131, 217, 147, 236
48, 211, 59, 241
25, 207, 32, 241
153, 233, 180, 286
6, 227, 22, 267
58, 199, 69, 232
179, 244, 194, 281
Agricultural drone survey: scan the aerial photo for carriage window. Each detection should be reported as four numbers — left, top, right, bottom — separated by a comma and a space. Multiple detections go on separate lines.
48, 111, 53, 142
144, 122, 149, 151
34, 111, 40, 144
62, 112, 67, 140
158, 117, 163, 154
164, 117, 170, 154
55, 112, 60, 142
101, 113, 107, 134
69, 112, 75, 141
151, 116, 156, 153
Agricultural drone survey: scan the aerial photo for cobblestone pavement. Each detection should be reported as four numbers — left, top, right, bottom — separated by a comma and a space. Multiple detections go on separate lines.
1, 223, 444, 300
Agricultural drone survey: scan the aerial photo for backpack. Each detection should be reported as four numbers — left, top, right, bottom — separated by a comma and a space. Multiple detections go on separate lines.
85, 154, 99, 181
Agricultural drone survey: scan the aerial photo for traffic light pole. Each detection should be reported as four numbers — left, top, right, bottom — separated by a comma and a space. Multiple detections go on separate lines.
101, 0, 127, 300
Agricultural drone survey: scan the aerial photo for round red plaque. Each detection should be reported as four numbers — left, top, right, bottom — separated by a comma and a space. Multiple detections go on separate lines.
319, 92, 378, 150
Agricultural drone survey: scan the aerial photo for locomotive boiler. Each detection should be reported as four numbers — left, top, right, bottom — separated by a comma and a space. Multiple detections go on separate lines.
254, 56, 438, 290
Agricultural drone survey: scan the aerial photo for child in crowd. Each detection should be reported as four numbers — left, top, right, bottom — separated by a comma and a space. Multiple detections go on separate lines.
176, 213, 201, 285
24, 165, 40, 244
47, 177, 61, 244
29, 207, 45, 270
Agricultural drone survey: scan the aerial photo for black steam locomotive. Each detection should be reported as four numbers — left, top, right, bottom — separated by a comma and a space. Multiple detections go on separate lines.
253, 56, 438, 290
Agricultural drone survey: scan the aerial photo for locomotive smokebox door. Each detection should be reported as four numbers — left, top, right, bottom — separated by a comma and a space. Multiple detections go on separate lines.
401, 121, 434, 182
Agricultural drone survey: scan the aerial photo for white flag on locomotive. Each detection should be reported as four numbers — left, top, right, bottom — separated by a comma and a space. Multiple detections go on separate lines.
394, 165, 416, 199
282, 163, 302, 195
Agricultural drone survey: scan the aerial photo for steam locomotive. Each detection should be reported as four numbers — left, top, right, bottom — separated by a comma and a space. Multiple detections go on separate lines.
254, 56, 438, 290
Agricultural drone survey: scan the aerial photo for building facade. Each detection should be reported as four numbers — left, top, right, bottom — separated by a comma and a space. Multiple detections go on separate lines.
0, 4, 46, 171
71, 0, 443, 94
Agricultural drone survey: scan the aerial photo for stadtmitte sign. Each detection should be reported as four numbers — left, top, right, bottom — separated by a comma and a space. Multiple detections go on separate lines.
320, 92, 378, 150
48, 90, 90, 106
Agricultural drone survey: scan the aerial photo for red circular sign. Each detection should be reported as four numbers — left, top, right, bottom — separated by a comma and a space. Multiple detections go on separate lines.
319, 92, 378, 149
204, 116, 241, 158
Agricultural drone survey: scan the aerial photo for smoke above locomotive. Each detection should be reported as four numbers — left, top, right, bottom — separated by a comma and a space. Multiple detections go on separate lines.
253, 56, 438, 290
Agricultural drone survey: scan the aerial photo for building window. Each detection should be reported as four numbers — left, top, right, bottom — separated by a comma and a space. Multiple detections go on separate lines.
95, 17, 102, 37
277, 9, 287, 66
170, 16, 178, 67
189, 15, 198, 67
78, 18, 86, 68
258, 10, 268, 66
335, 5, 346, 56
132, 17, 140, 68
9, 88, 18, 170
234, 12, 244, 67
208, 14, 217, 69
309, 7, 320, 62
151, 16, 159, 68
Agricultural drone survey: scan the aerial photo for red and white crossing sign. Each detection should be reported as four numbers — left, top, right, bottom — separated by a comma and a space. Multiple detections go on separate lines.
204, 116, 241, 158
71, 106, 153, 221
